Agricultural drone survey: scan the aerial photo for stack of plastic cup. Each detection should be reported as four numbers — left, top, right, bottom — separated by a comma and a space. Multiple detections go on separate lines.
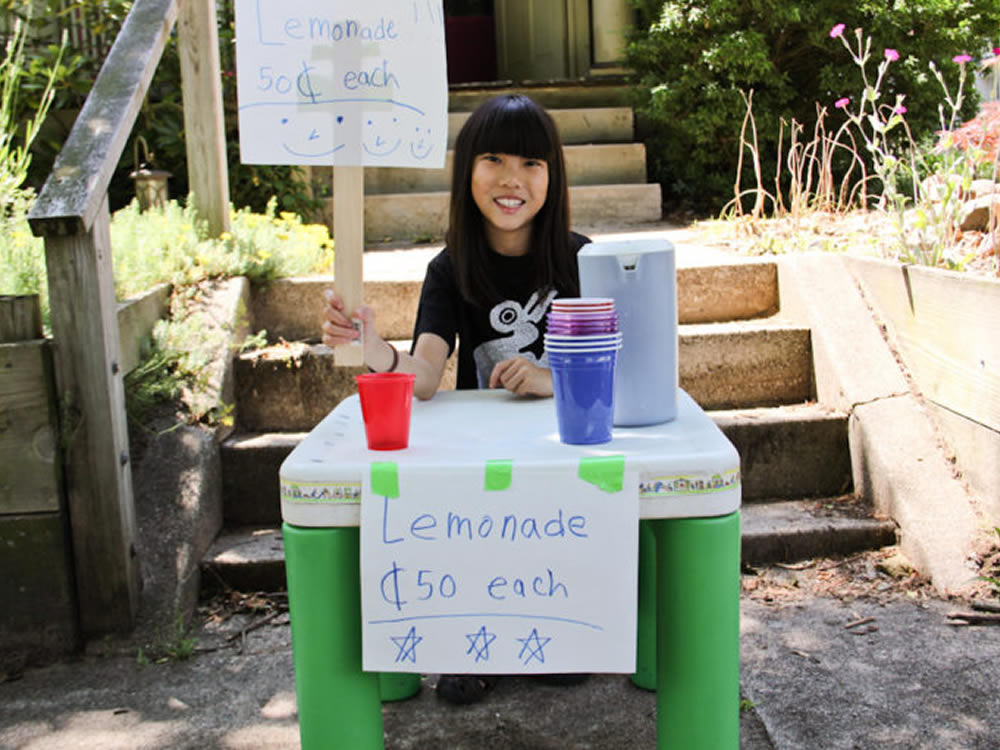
544, 298, 622, 445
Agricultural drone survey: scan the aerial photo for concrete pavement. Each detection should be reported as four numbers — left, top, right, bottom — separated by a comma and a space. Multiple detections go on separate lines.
2, 558, 998, 749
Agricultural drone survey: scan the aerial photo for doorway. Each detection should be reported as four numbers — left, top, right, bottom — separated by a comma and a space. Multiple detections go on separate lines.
444, 0, 497, 84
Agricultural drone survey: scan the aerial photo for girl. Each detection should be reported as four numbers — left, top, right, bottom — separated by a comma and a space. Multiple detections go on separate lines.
320, 93, 591, 703
321, 93, 590, 400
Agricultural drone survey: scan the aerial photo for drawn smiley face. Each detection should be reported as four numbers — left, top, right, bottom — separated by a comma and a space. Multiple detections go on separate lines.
409, 125, 435, 160
361, 114, 402, 158
280, 114, 346, 159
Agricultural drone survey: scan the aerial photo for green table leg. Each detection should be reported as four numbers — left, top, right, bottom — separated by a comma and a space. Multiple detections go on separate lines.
653, 512, 741, 750
378, 671, 422, 702
631, 519, 657, 690
283, 523, 384, 750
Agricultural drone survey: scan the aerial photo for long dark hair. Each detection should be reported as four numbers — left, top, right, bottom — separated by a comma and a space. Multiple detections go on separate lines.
447, 94, 578, 307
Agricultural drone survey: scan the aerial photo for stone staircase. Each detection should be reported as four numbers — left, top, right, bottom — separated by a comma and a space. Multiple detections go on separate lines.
307, 80, 663, 243
199, 84, 897, 594
201, 255, 898, 594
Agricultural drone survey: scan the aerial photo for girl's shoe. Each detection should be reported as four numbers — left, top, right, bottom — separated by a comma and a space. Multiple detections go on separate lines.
435, 674, 500, 705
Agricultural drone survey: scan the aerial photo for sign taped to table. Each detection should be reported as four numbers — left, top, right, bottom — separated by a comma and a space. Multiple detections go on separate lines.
234, 0, 448, 167
360, 457, 640, 673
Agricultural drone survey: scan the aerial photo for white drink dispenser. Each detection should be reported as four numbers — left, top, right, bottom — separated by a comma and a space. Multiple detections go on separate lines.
577, 238, 677, 426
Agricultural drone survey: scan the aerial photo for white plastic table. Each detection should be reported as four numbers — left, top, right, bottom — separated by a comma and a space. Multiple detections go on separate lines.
280, 388, 741, 749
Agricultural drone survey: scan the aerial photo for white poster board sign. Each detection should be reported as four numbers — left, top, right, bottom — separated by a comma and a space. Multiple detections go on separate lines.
234, 0, 448, 167
360, 458, 639, 673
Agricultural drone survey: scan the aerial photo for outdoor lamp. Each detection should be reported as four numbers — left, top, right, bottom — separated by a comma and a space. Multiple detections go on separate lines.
130, 136, 171, 211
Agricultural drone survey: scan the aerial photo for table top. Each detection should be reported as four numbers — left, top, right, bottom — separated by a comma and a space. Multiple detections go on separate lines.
279, 388, 740, 527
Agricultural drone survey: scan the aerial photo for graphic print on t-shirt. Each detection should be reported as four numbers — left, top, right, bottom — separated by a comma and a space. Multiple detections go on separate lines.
472, 288, 556, 387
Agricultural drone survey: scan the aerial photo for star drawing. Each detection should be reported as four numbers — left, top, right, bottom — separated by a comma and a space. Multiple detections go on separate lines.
391, 625, 423, 664
465, 625, 497, 663
516, 627, 551, 665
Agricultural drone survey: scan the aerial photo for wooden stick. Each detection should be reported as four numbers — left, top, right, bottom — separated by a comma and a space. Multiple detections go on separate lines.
844, 616, 876, 630
947, 611, 1000, 625
333, 165, 365, 366
226, 609, 283, 642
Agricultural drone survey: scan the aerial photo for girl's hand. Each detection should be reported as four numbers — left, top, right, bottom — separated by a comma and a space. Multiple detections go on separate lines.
488, 357, 553, 397
321, 289, 388, 369
320, 288, 361, 348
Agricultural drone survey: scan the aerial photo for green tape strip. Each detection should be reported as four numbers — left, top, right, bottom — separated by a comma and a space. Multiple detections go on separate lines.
484, 459, 513, 491
578, 455, 626, 493
371, 461, 399, 498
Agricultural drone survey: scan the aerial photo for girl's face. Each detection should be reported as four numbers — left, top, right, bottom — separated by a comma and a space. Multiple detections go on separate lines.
470, 152, 549, 256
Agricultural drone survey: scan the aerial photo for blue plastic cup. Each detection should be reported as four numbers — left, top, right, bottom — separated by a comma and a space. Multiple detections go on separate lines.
548, 348, 618, 445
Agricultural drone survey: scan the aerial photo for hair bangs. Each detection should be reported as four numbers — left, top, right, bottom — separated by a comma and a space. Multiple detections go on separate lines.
469, 97, 556, 161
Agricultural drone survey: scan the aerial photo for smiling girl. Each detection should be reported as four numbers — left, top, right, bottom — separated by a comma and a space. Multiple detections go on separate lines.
322, 93, 590, 400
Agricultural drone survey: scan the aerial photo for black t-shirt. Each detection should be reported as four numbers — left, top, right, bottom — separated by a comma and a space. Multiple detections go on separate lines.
412, 232, 591, 389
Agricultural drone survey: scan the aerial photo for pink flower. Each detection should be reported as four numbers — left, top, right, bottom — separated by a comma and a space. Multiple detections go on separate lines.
884, 48, 899, 62
835, 97, 850, 109
993, 47, 1000, 56
953, 54, 972, 64
830, 23, 846, 39
894, 105, 907, 114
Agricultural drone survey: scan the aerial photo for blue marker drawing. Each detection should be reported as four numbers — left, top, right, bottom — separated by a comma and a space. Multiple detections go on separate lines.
239, 96, 426, 116
362, 115, 402, 157
516, 628, 551, 665
409, 125, 435, 160
391, 625, 423, 664
256, 0, 282, 46
465, 625, 497, 663
279, 115, 345, 158
367, 611, 602, 631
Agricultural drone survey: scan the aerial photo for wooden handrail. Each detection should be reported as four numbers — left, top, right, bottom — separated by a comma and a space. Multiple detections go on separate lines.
27, 0, 179, 236
19, 0, 229, 634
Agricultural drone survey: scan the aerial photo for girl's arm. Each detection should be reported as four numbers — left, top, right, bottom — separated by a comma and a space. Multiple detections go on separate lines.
321, 288, 448, 400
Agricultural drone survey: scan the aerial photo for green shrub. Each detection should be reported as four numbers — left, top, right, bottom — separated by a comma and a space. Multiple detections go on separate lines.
626, 0, 1000, 214
12, 0, 322, 218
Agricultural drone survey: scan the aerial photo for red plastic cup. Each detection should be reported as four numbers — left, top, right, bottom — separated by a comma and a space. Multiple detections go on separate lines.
354, 373, 417, 450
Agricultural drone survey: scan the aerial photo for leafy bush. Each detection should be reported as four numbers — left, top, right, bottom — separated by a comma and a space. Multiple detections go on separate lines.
12, 0, 322, 218
110, 196, 334, 299
626, 0, 1000, 214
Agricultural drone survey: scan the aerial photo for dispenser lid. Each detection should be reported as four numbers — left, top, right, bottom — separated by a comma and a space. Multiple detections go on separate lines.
579, 238, 675, 257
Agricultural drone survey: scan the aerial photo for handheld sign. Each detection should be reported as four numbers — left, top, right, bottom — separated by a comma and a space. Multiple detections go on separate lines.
234, 0, 449, 365
360, 458, 639, 674
234, 0, 448, 168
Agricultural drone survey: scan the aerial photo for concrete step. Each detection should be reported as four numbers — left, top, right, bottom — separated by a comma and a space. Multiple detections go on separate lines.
447, 106, 635, 147
318, 183, 663, 244
201, 497, 896, 595
448, 79, 634, 112
232, 322, 813, 433
358, 142, 649, 195
220, 402, 849, 527
249, 261, 780, 344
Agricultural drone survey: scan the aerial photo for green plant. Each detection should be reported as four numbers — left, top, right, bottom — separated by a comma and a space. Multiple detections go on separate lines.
110, 195, 334, 298
114, 196, 333, 428
625, 0, 1000, 214
726, 21, 997, 270
828, 26, 987, 268
981, 527, 1000, 597
0, 10, 66, 315
136, 612, 198, 665
1, 11, 65, 206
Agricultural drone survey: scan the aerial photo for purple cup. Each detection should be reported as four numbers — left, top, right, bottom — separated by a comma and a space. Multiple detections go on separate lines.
548, 348, 618, 445
547, 323, 619, 334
